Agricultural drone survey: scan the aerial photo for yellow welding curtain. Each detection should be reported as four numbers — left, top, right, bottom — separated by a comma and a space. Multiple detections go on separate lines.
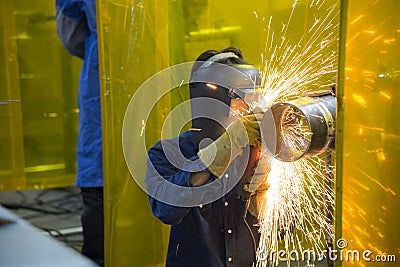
0, 1, 82, 191
336, 0, 400, 266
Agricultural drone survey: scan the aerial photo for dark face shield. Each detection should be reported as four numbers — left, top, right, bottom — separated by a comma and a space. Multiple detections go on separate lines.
189, 62, 264, 149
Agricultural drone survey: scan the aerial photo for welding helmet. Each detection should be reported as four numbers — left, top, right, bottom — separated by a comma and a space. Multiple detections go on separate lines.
189, 48, 265, 150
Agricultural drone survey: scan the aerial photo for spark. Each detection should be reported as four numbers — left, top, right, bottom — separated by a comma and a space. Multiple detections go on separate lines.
308, 17, 320, 33
363, 29, 375, 34
365, 78, 375, 84
365, 34, 384, 47
377, 149, 386, 161
140, 119, 145, 136
352, 94, 367, 107
255, 0, 339, 266
254, 10, 259, 18
379, 91, 391, 100
383, 38, 396, 44
362, 70, 374, 77
352, 163, 396, 196
350, 14, 364, 25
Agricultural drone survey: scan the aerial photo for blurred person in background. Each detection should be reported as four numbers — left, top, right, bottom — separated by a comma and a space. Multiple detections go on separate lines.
56, 0, 104, 265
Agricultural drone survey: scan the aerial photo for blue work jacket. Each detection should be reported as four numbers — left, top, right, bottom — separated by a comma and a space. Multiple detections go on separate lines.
56, 0, 103, 187
146, 130, 261, 267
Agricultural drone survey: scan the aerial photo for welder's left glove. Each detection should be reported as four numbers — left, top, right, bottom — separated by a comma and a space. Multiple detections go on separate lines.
198, 114, 263, 178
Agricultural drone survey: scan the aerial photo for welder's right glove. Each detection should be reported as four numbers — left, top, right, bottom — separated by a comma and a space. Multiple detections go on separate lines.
248, 154, 272, 217
248, 154, 272, 193
197, 113, 263, 178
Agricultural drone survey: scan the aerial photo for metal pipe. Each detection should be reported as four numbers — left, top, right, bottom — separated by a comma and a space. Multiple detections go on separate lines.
261, 91, 336, 162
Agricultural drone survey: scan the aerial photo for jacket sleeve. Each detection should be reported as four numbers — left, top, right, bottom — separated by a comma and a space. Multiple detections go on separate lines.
145, 141, 209, 225
56, 0, 87, 59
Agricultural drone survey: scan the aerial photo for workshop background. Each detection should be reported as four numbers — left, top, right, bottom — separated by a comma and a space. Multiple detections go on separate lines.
1, 0, 399, 267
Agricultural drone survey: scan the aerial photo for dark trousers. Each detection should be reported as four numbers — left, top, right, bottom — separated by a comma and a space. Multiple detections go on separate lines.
81, 187, 104, 266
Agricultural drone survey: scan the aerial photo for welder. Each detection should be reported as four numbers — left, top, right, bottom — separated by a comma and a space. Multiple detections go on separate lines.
145, 47, 271, 267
